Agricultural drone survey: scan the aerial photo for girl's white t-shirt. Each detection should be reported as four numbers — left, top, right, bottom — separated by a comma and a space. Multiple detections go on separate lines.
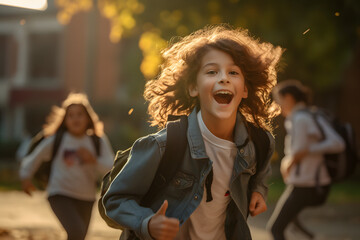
176, 111, 237, 240
20, 132, 114, 201
281, 105, 345, 187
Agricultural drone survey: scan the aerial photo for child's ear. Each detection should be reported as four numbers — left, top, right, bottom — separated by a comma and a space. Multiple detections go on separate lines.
243, 84, 248, 99
188, 85, 199, 97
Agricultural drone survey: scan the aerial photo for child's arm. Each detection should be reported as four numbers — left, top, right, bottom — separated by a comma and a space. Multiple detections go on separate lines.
76, 135, 114, 171
95, 134, 115, 173
285, 113, 345, 175
248, 132, 274, 210
77, 147, 97, 164
102, 133, 169, 239
19, 136, 54, 195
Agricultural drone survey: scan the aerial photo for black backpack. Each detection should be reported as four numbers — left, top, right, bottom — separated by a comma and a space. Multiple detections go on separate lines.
25, 129, 100, 190
304, 108, 359, 182
98, 115, 270, 229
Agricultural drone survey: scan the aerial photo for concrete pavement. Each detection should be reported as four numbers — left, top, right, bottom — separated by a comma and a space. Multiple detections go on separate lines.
0, 191, 359, 240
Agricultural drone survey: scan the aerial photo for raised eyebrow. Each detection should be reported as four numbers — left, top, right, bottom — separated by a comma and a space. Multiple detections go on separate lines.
202, 63, 218, 69
201, 63, 241, 71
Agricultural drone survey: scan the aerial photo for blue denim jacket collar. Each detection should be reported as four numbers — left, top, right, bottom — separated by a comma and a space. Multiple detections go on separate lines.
187, 108, 250, 160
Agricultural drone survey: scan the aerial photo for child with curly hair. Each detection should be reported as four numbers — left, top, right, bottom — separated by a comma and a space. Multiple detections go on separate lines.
103, 24, 283, 240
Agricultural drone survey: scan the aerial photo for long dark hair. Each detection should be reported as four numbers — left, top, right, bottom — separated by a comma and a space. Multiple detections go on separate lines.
43, 93, 104, 137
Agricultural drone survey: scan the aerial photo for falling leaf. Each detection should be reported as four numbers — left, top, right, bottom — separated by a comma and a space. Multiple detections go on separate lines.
303, 28, 310, 35
128, 108, 134, 115
335, 12, 340, 17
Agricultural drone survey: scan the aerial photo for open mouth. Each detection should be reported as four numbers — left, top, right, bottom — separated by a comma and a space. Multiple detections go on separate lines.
213, 90, 233, 104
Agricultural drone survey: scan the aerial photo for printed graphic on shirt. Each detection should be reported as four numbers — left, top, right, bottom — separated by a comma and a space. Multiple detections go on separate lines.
63, 149, 78, 167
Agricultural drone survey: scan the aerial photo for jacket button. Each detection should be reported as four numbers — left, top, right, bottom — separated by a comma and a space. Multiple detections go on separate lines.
194, 195, 198, 200
240, 148, 244, 154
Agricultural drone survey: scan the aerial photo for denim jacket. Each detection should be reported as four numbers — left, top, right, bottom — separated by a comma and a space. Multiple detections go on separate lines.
102, 108, 274, 240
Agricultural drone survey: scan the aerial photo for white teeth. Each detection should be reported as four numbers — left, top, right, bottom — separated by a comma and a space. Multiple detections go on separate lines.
215, 90, 233, 95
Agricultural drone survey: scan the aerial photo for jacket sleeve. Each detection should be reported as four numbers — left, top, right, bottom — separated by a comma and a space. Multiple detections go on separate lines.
308, 115, 345, 154
102, 134, 163, 240
96, 134, 115, 175
250, 131, 274, 200
19, 136, 54, 180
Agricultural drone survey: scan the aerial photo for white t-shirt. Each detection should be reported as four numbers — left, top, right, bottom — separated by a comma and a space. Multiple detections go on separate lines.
20, 132, 114, 201
176, 111, 237, 240
281, 105, 345, 187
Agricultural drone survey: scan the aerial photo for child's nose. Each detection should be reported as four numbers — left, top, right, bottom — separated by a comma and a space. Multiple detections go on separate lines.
218, 72, 230, 84
218, 76, 230, 84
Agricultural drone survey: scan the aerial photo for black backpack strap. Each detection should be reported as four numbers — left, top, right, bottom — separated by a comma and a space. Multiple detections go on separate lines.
90, 134, 101, 156
141, 115, 188, 207
51, 129, 65, 160
246, 123, 271, 204
247, 123, 270, 172
52, 130, 100, 159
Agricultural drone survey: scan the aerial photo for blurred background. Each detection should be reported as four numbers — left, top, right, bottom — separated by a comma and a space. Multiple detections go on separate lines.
0, 0, 359, 239
0, 0, 359, 208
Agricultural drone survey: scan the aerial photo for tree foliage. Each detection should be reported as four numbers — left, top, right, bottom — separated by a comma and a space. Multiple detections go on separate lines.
55, 0, 360, 92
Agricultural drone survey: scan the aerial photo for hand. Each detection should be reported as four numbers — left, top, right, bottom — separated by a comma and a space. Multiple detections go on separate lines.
281, 149, 308, 179
294, 149, 308, 163
21, 179, 36, 196
249, 192, 267, 217
148, 200, 180, 240
76, 147, 96, 164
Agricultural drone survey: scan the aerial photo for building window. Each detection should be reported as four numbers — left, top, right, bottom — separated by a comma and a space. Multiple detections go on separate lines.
0, 34, 17, 79
28, 32, 60, 82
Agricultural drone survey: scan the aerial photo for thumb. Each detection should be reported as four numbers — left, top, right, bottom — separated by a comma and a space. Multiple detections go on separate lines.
155, 200, 168, 216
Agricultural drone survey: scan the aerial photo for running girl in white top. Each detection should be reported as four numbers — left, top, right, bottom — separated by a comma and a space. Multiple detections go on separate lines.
20, 93, 114, 240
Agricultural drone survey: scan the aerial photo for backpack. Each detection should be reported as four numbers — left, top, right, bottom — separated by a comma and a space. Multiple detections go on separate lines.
98, 115, 271, 229
98, 116, 188, 229
26, 129, 101, 190
304, 108, 359, 183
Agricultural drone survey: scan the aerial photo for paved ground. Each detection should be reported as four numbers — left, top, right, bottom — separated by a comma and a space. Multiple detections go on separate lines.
0, 191, 359, 240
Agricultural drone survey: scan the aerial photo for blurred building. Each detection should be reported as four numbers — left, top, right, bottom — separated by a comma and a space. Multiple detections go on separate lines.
0, 2, 120, 141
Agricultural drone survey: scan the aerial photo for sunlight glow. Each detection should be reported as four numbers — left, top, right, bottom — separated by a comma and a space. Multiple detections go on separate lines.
0, 0, 47, 10
128, 108, 134, 115
303, 28, 310, 35
139, 30, 167, 79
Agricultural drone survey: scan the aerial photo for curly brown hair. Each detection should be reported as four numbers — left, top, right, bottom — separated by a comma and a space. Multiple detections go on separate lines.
43, 92, 104, 137
144, 24, 283, 131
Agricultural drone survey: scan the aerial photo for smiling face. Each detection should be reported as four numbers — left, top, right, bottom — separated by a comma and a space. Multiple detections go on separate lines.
189, 48, 248, 127
64, 104, 90, 137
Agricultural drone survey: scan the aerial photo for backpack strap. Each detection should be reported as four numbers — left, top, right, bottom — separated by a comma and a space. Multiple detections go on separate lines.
245, 123, 271, 203
51, 129, 65, 160
247, 123, 270, 172
52, 130, 101, 160
141, 115, 188, 207
90, 134, 101, 156
27, 131, 46, 155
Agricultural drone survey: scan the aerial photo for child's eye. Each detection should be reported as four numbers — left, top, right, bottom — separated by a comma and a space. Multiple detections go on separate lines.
229, 71, 239, 75
206, 70, 217, 75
